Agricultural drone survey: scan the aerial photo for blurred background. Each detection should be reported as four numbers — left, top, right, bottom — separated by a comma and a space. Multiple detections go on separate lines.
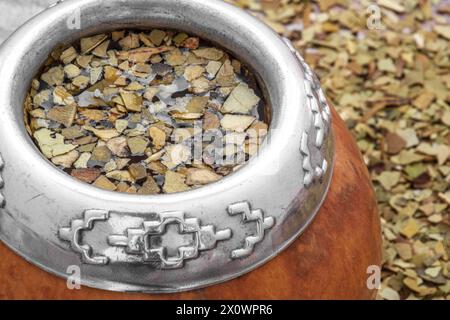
0, 0, 448, 300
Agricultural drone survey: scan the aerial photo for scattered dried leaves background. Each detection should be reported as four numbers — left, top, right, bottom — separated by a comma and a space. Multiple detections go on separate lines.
227, 0, 449, 300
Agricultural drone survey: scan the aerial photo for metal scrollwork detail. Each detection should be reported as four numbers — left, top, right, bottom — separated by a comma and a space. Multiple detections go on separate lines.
60, 205, 277, 266
300, 132, 328, 188
282, 38, 331, 187
108, 211, 232, 269
0, 154, 5, 208
59, 209, 109, 265
300, 132, 314, 187
228, 201, 275, 259
300, 61, 330, 187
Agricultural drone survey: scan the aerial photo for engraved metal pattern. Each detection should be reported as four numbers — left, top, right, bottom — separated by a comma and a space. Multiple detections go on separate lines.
0, 154, 4, 208
299, 56, 331, 187
282, 38, 332, 187
300, 132, 315, 187
108, 211, 232, 269
59, 209, 109, 265
300, 132, 328, 188
60, 206, 278, 267
228, 202, 275, 259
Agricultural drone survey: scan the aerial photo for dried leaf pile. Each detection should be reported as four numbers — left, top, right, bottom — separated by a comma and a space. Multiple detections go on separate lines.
228, 0, 449, 300
24, 29, 268, 194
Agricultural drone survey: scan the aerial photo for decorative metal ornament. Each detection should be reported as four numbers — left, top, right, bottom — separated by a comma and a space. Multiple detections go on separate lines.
0, 0, 334, 293
227, 202, 275, 259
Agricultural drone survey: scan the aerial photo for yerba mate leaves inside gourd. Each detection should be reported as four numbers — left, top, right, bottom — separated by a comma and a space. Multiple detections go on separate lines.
24, 29, 268, 196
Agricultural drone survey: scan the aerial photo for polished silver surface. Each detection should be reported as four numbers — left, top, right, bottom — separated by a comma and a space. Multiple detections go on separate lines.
0, 0, 55, 44
0, 0, 334, 293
